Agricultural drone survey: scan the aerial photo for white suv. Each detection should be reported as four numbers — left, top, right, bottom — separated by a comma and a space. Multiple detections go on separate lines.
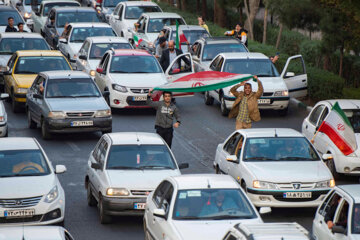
85, 132, 188, 224
0, 138, 66, 225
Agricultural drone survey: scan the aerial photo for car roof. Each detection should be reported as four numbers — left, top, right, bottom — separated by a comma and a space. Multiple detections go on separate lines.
143, 12, 182, 18
220, 52, 268, 59
201, 37, 240, 44
320, 99, 360, 110
53, 6, 95, 12
41, 70, 89, 79
41, 0, 79, 5
122, 1, 159, 6
69, 22, 112, 28
238, 128, 304, 138
0, 138, 39, 151
165, 25, 207, 31
171, 174, 239, 190
106, 132, 165, 145
86, 36, 129, 44
112, 49, 151, 56
0, 226, 65, 240
0, 32, 44, 39
338, 185, 360, 203
15, 50, 65, 57
0, 5, 17, 11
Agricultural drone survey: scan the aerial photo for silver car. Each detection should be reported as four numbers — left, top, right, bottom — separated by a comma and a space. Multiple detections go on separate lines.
26, 71, 112, 139
0, 226, 74, 240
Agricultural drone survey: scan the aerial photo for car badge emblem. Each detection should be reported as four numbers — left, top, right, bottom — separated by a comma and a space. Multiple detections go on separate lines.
79, 113, 82, 117
145, 191, 150, 195
140, 89, 144, 94
15, 200, 22, 205
293, 183, 301, 189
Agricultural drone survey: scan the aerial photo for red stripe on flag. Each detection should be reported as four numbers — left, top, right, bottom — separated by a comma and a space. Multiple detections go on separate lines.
318, 121, 355, 155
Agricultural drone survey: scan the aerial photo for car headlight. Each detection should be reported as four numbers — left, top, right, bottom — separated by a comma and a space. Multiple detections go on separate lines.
24, 12, 31, 18
16, 88, 28, 94
274, 90, 289, 97
112, 84, 127, 93
95, 109, 111, 117
44, 186, 59, 203
106, 188, 129, 196
90, 70, 96, 77
316, 179, 335, 188
253, 180, 277, 189
48, 111, 66, 119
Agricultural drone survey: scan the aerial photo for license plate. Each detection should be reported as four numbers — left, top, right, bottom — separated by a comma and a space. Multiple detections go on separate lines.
133, 96, 147, 101
283, 192, 312, 198
134, 203, 146, 210
4, 209, 35, 218
71, 121, 93, 127
258, 99, 271, 104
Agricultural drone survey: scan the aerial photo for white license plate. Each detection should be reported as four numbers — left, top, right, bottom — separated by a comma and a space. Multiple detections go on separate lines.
283, 192, 312, 198
133, 96, 147, 101
71, 121, 93, 127
258, 99, 271, 104
4, 209, 35, 218
134, 203, 146, 210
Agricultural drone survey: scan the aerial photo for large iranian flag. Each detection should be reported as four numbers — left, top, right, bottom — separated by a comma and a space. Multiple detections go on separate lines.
153, 71, 254, 92
317, 102, 357, 155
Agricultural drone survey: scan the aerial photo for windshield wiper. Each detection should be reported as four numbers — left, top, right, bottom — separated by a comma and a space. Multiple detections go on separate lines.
245, 157, 276, 161
71, 40, 84, 43
0, 173, 44, 177
176, 216, 201, 220
73, 95, 99, 98
256, 74, 272, 77
110, 71, 130, 73
205, 215, 245, 220
108, 166, 138, 169
47, 95, 76, 98
132, 71, 150, 73
0, 52, 12, 55
16, 71, 37, 74
278, 157, 312, 161
138, 165, 173, 170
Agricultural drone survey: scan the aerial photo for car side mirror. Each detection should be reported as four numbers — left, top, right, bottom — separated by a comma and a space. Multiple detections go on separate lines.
153, 208, 166, 218
33, 93, 43, 99
332, 225, 346, 235
91, 162, 102, 170
285, 72, 295, 78
226, 155, 238, 162
96, 67, 104, 74
178, 163, 189, 169
102, 91, 110, 98
59, 38, 67, 44
322, 153, 333, 160
79, 55, 87, 60
0, 93, 9, 100
55, 165, 67, 174
259, 207, 271, 215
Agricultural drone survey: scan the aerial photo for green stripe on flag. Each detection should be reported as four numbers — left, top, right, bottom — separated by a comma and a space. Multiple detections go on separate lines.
175, 20, 179, 49
333, 102, 353, 128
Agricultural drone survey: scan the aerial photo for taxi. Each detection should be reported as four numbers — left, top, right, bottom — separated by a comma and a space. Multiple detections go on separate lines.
3, 50, 72, 112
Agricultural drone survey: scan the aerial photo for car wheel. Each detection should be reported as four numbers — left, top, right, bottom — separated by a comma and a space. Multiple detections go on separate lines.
215, 165, 221, 174
87, 183, 97, 207
204, 91, 214, 105
278, 107, 288, 116
11, 91, 21, 113
326, 158, 340, 180
41, 119, 51, 140
99, 195, 112, 224
27, 109, 37, 129
220, 95, 229, 116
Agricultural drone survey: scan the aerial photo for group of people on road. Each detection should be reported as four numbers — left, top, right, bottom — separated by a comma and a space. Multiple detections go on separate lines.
5, 17, 27, 32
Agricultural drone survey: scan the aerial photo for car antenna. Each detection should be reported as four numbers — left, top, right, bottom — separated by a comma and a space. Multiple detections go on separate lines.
274, 129, 278, 137
207, 179, 211, 188
136, 132, 140, 144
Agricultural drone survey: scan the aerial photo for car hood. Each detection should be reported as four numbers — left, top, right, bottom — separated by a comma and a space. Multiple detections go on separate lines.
144, 33, 158, 43
0, 174, 55, 198
88, 59, 100, 70
14, 74, 37, 88
109, 73, 167, 87
68, 42, 83, 55
244, 161, 332, 183
173, 218, 262, 240
106, 169, 180, 189
0, 55, 11, 68
349, 234, 360, 240
46, 97, 108, 111
223, 77, 287, 94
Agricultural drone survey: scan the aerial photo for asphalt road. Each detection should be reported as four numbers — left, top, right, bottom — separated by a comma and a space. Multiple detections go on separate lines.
4, 94, 358, 239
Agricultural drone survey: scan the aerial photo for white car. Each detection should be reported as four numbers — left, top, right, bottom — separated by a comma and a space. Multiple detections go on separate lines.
85, 132, 188, 224
30, 0, 80, 34
94, 49, 194, 108
302, 100, 360, 179
0, 226, 74, 240
0, 137, 66, 225
109, 1, 162, 41
205, 52, 308, 116
0, 93, 9, 137
312, 185, 360, 240
144, 174, 265, 240
10, 0, 32, 21
214, 128, 335, 208
57, 22, 117, 64
75, 36, 132, 78
223, 222, 310, 240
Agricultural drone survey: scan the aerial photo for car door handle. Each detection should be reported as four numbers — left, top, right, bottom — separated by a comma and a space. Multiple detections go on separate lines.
305, 125, 308, 129
319, 220, 323, 224
302, 79, 306, 82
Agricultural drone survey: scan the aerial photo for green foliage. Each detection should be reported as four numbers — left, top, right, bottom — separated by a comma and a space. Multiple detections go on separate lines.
299, 40, 322, 68
343, 88, 360, 99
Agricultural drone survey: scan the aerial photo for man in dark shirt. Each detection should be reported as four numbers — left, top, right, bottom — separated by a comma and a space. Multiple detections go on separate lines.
5, 17, 18, 32
17, 23, 27, 32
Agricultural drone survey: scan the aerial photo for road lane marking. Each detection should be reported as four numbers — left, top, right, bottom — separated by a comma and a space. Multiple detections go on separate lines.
66, 142, 80, 152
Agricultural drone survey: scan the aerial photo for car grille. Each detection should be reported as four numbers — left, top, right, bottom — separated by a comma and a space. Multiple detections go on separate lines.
66, 112, 94, 118
262, 92, 273, 97
126, 97, 147, 106
277, 183, 315, 190
131, 190, 151, 196
130, 88, 150, 94
0, 215, 42, 223
0, 196, 42, 208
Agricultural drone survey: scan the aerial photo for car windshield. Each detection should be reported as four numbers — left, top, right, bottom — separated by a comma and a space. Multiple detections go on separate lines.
14, 56, 71, 74
70, 27, 116, 42
171, 29, 210, 45
172, 188, 256, 220
0, 38, 49, 55
27, 0, 43, 6
224, 59, 280, 77
45, 78, 101, 98
344, 110, 360, 133
352, 204, 360, 234
202, 43, 247, 61
89, 43, 132, 59
43, 2, 80, 16
0, 11, 24, 26
106, 145, 177, 170
147, 18, 185, 33
0, 150, 50, 177
125, 6, 162, 19
103, 0, 123, 7
110, 55, 162, 73
243, 137, 320, 161
56, 12, 100, 28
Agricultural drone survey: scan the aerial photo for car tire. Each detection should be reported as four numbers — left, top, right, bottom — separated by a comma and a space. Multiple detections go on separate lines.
99, 195, 112, 224
215, 165, 221, 174
278, 107, 288, 116
87, 183, 97, 207
27, 109, 37, 129
220, 94, 229, 116
4, 129, 8, 137
11, 91, 21, 113
326, 158, 340, 180
204, 91, 214, 105
41, 119, 51, 140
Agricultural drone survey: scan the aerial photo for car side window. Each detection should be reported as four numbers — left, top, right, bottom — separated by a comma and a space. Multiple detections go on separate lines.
235, 136, 244, 159
82, 41, 90, 56
321, 192, 342, 219
92, 138, 104, 162
99, 141, 108, 165
137, 17, 145, 31
309, 105, 325, 126
152, 181, 171, 207
196, 43, 202, 58
216, 57, 224, 71
224, 133, 240, 155
7, 54, 17, 71
209, 56, 220, 71
118, 5, 123, 19
318, 190, 335, 215
102, 55, 110, 73
318, 107, 329, 126
334, 199, 349, 234
34, 76, 45, 95
160, 184, 174, 214
98, 53, 108, 68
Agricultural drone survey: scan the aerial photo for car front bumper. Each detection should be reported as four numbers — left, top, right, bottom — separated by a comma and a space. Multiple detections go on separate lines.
0, 122, 7, 137
335, 155, 360, 175
109, 91, 152, 109
102, 196, 147, 216
223, 96, 290, 110
246, 188, 330, 207
45, 117, 112, 133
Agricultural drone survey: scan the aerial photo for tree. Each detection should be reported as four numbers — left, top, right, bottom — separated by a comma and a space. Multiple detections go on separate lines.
262, 0, 268, 44
202, 0, 208, 21
214, 0, 227, 27
243, 0, 260, 40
